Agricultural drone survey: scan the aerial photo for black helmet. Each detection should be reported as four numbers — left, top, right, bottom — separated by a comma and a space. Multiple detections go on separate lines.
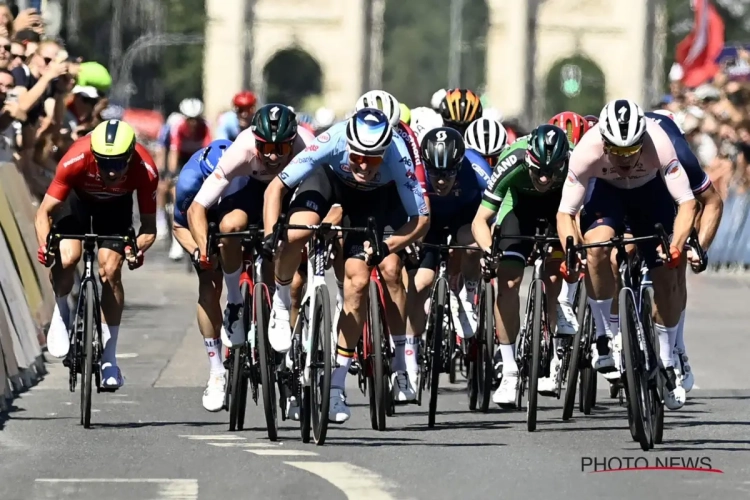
526, 124, 570, 176
439, 88, 483, 133
420, 127, 465, 174
252, 103, 298, 143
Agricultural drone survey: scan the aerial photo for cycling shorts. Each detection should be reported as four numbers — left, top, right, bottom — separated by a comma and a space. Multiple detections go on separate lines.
495, 191, 561, 265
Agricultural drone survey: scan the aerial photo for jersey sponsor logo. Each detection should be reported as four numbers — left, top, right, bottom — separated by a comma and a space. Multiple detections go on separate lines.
279, 172, 289, 180
144, 163, 157, 177
400, 156, 413, 168
317, 132, 330, 143
290, 155, 312, 165
63, 153, 85, 168
404, 180, 420, 195
418, 204, 429, 216
340, 163, 351, 173
306, 200, 319, 211
471, 163, 491, 183
666, 162, 681, 178
305, 144, 319, 152
405, 169, 417, 182
496, 154, 518, 173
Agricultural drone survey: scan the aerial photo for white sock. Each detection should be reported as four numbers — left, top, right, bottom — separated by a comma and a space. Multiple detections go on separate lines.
675, 309, 686, 353
273, 280, 292, 309
204, 337, 224, 373
101, 324, 119, 366
655, 323, 673, 368
587, 298, 613, 339
156, 208, 167, 226
609, 314, 619, 338
54, 294, 71, 328
332, 346, 354, 389
336, 279, 344, 310
459, 280, 478, 304
499, 343, 517, 374
223, 266, 243, 305
667, 324, 678, 358
404, 336, 419, 375
392, 334, 406, 372
559, 281, 578, 305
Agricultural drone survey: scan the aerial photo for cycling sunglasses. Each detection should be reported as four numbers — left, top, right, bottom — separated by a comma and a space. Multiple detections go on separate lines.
94, 155, 130, 173
256, 139, 294, 156
349, 152, 384, 167
427, 168, 459, 179
605, 143, 642, 157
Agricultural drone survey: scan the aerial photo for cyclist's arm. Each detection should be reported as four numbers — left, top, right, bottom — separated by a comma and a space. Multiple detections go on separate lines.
388, 146, 429, 253
134, 148, 159, 253
557, 152, 591, 248
168, 124, 182, 174
696, 183, 722, 250
36, 146, 81, 246
35, 194, 64, 248
473, 163, 510, 253
173, 224, 198, 256
661, 160, 697, 251
472, 205, 497, 254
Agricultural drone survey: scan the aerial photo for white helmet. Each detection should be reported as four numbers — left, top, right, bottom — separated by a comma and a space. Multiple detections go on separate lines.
410, 107, 444, 143
166, 112, 183, 127
346, 108, 393, 155
179, 98, 204, 119
355, 90, 400, 128
464, 118, 508, 157
599, 99, 646, 147
431, 89, 447, 110
314, 107, 336, 129
482, 107, 504, 124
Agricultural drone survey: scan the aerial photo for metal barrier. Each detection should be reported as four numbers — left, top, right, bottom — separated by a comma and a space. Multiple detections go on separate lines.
708, 188, 750, 271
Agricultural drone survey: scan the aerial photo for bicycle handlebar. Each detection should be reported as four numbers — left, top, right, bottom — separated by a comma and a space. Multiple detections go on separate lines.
274, 215, 383, 262
45, 226, 140, 270
206, 224, 264, 255
686, 228, 707, 273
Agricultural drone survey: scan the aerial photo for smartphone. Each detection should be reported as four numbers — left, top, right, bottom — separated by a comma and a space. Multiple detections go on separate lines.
5, 90, 17, 104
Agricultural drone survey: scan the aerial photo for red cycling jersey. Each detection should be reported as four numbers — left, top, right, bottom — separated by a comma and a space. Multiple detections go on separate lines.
169, 117, 212, 158
396, 121, 427, 191
47, 136, 159, 214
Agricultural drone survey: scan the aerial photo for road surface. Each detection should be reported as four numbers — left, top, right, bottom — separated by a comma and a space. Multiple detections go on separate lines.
1, 254, 748, 500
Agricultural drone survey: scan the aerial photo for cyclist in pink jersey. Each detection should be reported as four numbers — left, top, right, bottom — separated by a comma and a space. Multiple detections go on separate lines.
557, 99, 697, 411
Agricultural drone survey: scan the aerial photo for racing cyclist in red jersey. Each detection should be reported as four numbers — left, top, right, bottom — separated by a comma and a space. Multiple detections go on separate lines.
35, 120, 159, 389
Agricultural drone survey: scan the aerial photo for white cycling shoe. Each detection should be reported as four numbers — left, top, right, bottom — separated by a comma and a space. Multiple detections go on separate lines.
202, 371, 226, 412
603, 333, 622, 381
46, 307, 70, 358
168, 237, 183, 261
456, 293, 477, 339
493, 372, 518, 406
101, 363, 124, 389
538, 356, 561, 396
673, 349, 694, 392
391, 371, 416, 402
328, 388, 351, 423
286, 396, 301, 421
221, 303, 245, 348
268, 304, 292, 354
664, 367, 686, 410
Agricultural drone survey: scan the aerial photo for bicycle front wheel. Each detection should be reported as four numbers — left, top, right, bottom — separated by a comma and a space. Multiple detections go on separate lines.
81, 280, 95, 429
229, 283, 251, 432
255, 283, 278, 441
311, 286, 332, 445
427, 278, 447, 428
369, 281, 388, 431
476, 280, 495, 412
526, 279, 543, 432
642, 286, 664, 444
562, 281, 589, 421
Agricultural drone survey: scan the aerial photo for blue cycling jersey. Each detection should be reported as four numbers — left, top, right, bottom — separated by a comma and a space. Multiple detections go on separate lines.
174, 140, 228, 227
157, 123, 171, 150
215, 111, 241, 141
645, 112, 711, 194
279, 121, 428, 217
426, 149, 492, 217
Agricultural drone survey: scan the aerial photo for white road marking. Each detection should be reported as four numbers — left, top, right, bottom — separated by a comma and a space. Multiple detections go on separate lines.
116, 353, 139, 359
35, 478, 199, 500
36, 478, 196, 483
285, 462, 396, 499
208, 442, 278, 448
692, 384, 700, 390
246, 449, 318, 457
105, 400, 139, 405
179, 435, 245, 441
157, 479, 199, 499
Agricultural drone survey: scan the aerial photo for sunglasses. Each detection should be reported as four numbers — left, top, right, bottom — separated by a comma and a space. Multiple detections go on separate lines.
42, 56, 53, 65
256, 139, 293, 156
11, 52, 23, 59
605, 144, 642, 157
0, 45, 9, 52
349, 152, 384, 167
428, 168, 458, 179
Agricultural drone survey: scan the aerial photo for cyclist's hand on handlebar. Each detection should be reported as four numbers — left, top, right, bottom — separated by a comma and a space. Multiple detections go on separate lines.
560, 252, 584, 283
363, 240, 390, 267
657, 244, 682, 269
261, 233, 276, 261
37, 244, 52, 266
404, 242, 421, 265
124, 246, 145, 269
198, 251, 212, 270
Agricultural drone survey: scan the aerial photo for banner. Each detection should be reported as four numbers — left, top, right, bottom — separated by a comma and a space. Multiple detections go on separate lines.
675, 0, 725, 87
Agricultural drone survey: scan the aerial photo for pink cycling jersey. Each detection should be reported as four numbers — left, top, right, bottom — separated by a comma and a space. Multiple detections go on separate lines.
558, 120, 695, 215
193, 126, 315, 208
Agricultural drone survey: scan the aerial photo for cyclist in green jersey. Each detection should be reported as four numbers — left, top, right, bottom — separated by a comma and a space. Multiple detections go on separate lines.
471, 124, 571, 405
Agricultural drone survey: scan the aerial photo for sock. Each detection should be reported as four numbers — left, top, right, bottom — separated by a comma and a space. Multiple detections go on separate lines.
609, 314, 619, 338
499, 343, 517, 374
459, 280, 478, 305
204, 337, 224, 373
101, 324, 119, 366
675, 309, 686, 353
273, 278, 292, 309
559, 281, 577, 306
391, 334, 406, 372
587, 298, 613, 339
223, 266, 243, 305
336, 279, 344, 310
667, 324, 678, 359
332, 345, 354, 389
54, 294, 71, 328
655, 323, 673, 368
404, 336, 419, 376
156, 208, 167, 226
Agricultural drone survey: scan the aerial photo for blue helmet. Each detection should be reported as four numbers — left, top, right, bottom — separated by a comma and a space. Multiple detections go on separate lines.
346, 108, 392, 155
199, 139, 233, 177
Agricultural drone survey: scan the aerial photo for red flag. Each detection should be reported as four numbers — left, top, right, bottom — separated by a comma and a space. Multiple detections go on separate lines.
675, 0, 725, 87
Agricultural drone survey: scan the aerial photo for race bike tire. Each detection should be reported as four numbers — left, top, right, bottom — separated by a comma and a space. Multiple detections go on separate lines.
527, 279, 543, 432
81, 280, 95, 429
255, 282, 278, 442
369, 281, 388, 431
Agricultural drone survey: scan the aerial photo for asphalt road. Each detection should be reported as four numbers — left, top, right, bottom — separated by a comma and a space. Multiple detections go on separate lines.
1, 251, 749, 500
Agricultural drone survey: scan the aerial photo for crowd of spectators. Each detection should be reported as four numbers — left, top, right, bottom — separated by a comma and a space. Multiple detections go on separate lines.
0, 2, 113, 200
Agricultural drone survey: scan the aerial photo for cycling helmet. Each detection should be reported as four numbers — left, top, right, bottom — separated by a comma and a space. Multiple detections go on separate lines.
482, 107, 503, 123
464, 118, 508, 157
314, 107, 336, 129
526, 124, 570, 177
90, 119, 137, 172
439, 88, 483, 132
583, 114, 599, 128
355, 90, 400, 128
166, 112, 183, 127
252, 103, 298, 143
399, 103, 411, 125
200, 139, 233, 177
232, 91, 257, 109
346, 108, 392, 155
179, 98, 204, 119
420, 127, 465, 173
548, 111, 590, 147
431, 89, 447, 110
599, 99, 647, 148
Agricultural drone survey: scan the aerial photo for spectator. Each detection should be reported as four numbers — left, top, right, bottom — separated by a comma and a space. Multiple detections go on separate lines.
0, 34, 10, 70
11, 7, 44, 36
8, 40, 24, 70
14, 29, 40, 58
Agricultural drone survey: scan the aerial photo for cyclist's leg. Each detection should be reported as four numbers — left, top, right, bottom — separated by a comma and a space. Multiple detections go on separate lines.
46, 192, 85, 358
92, 195, 133, 388
454, 205, 482, 337
156, 169, 172, 239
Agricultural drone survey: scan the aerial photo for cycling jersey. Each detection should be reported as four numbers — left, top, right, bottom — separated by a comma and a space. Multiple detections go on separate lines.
410, 107, 444, 144
169, 117, 212, 160
278, 121, 428, 218
193, 126, 315, 209
157, 123, 171, 150
48, 136, 159, 214
214, 111, 242, 142
395, 121, 427, 191
428, 149, 492, 217
645, 112, 710, 195
559, 121, 694, 215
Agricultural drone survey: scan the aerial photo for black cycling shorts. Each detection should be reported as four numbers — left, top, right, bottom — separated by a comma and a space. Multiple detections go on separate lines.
288, 166, 408, 260
51, 191, 134, 254
495, 192, 561, 265
419, 203, 478, 270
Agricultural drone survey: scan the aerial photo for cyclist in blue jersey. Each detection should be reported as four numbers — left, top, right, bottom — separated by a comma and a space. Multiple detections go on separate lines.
263, 108, 430, 423
215, 91, 256, 141
156, 113, 184, 239
401, 127, 491, 399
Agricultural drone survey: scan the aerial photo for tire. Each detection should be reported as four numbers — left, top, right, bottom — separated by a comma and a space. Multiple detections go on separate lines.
311, 286, 332, 445
448, 329, 457, 384
619, 287, 652, 451
369, 281, 388, 431
477, 281, 495, 412
642, 287, 664, 445
228, 349, 243, 432
81, 281, 95, 429
427, 279, 447, 428
562, 284, 589, 420
228, 283, 251, 432
526, 280, 543, 432
255, 283, 278, 441
581, 367, 595, 414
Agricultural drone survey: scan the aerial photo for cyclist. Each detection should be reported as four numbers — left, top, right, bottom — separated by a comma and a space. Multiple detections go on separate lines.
399, 103, 411, 126
410, 106, 444, 143
35, 120, 158, 389
404, 127, 492, 399
472, 124, 571, 404
215, 91, 257, 141
556, 99, 698, 410
583, 114, 599, 128
438, 88, 483, 135
168, 98, 212, 178
464, 117, 509, 168
263, 109, 429, 423
155, 112, 184, 239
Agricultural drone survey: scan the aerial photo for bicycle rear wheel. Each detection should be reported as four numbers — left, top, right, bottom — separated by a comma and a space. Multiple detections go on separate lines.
311, 286, 332, 445
369, 281, 388, 431
228, 283, 251, 432
562, 282, 589, 420
427, 279, 447, 428
476, 280, 495, 412
619, 287, 652, 451
81, 281, 95, 428
526, 280, 543, 432
255, 283, 278, 441
642, 287, 663, 444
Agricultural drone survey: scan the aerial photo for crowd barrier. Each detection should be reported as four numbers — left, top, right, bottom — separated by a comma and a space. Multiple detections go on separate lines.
0, 162, 53, 415
708, 188, 750, 271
